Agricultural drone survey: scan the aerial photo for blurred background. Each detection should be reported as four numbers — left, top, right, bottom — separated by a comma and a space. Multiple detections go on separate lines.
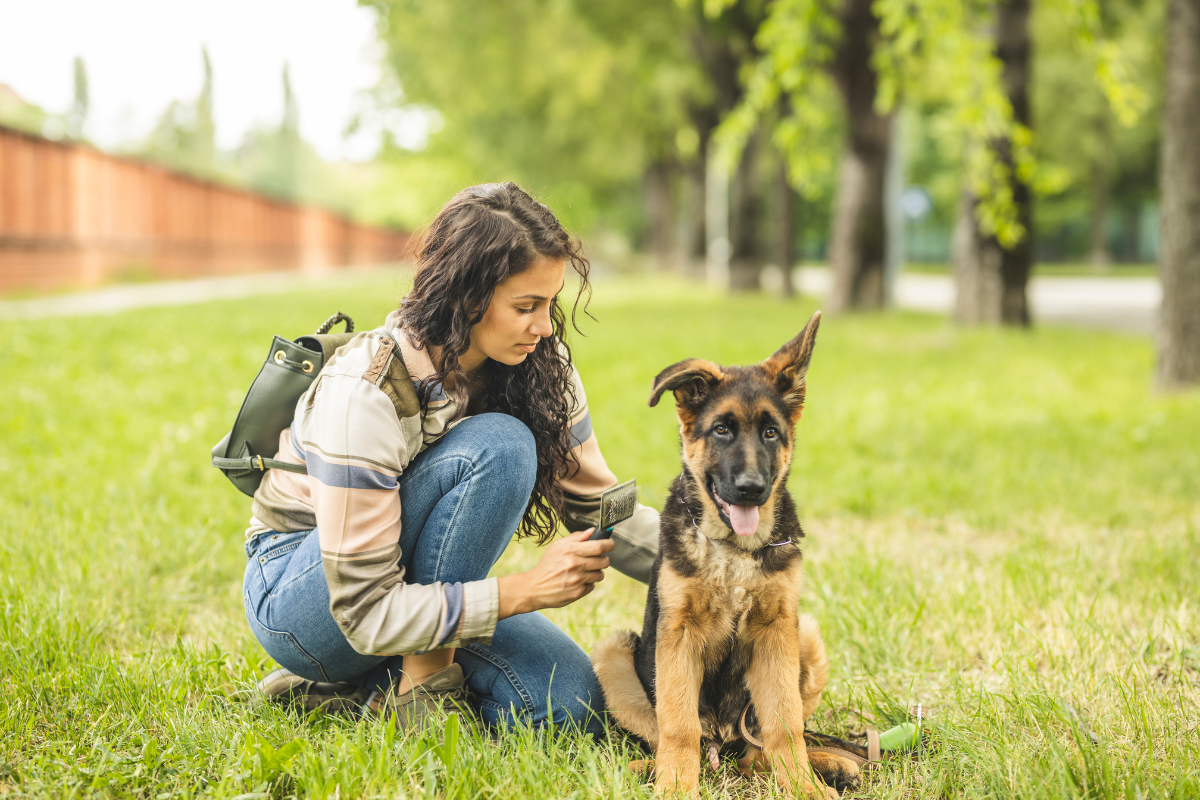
0, 0, 1196, 386
2, 3, 1199, 794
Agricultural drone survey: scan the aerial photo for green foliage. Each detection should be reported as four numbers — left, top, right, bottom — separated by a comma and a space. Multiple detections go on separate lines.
1033, 0, 1163, 240
718, 0, 1153, 250
1, 273, 1198, 797
712, 0, 841, 197
130, 53, 377, 218
239, 63, 306, 201
357, 0, 704, 234
0, 83, 59, 138
141, 47, 221, 182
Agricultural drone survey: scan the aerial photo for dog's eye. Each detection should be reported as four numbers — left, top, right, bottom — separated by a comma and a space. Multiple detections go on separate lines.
764, 427, 779, 440
714, 424, 730, 436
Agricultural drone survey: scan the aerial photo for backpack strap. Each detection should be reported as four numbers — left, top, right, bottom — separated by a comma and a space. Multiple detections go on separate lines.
366, 327, 422, 418
212, 454, 308, 474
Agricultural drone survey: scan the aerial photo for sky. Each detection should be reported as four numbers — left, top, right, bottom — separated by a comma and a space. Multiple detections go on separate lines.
0, 0, 398, 161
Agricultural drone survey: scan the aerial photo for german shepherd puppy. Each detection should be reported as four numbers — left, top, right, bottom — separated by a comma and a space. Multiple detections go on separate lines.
592, 312, 860, 798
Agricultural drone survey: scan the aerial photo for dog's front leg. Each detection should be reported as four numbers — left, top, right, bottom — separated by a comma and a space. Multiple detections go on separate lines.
746, 612, 835, 799
653, 618, 704, 797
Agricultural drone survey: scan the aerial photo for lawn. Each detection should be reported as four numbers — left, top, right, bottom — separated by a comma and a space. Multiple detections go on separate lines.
1, 271, 1197, 798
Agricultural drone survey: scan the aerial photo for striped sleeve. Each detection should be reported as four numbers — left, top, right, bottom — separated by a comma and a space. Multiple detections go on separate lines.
303, 362, 498, 656
558, 361, 659, 584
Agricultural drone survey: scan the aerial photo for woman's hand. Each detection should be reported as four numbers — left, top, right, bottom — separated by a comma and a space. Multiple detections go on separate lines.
497, 529, 615, 618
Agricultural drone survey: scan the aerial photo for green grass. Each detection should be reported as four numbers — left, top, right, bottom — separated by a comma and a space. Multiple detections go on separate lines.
1, 273, 1197, 798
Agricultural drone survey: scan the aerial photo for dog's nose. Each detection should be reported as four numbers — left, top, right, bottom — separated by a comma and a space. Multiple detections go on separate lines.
732, 474, 767, 503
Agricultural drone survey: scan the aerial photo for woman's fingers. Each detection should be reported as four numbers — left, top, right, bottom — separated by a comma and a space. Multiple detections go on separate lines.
566, 537, 616, 557
574, 555, 611, 571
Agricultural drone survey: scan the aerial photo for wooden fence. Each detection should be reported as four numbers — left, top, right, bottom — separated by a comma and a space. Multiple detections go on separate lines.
0, 125, 411, 294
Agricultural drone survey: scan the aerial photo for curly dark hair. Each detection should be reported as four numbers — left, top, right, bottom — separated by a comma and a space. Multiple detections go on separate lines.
399, 182, 591, 544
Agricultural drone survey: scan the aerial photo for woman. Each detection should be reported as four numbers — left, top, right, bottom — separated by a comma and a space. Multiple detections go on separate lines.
242, 183, 659, 735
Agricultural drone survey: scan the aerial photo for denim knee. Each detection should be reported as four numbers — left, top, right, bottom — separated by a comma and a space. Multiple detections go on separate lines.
464, 413, 537, 492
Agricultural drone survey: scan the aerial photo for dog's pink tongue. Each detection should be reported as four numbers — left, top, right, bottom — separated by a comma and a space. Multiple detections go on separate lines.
728, 504, 760, 536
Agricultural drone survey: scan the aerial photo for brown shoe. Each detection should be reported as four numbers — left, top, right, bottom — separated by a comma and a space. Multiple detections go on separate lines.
366, 663, 478, 732
257, 667, 370, 715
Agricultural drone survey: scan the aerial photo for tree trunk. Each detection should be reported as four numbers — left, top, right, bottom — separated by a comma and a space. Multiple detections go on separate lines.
728, 131, 763, 290
953, 190, 1004, 323
828, 0, 893, 311
1087, 118, 1112, 267
683, 111, 719, 280
681, 155, 708, 278
776, 157, 797, 297
1157, 0, 1200, 389
686, 8, 767, 291
953, 0, 1033, 326
1121, 205, 1141, 263
643, 160, 676, 270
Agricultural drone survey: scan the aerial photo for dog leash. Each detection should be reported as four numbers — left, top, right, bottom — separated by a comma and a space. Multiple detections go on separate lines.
738, 701, 881, 769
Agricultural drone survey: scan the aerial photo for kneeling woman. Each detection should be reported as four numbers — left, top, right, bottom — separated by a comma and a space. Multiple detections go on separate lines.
241, 183, 658, 735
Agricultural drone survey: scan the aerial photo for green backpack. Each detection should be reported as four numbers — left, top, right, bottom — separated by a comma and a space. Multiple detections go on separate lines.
210, 311, 365, 497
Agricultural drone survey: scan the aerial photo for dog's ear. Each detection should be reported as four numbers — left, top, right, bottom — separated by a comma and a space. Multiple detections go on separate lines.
648, 359, 724, 409
761, 311, 821, 413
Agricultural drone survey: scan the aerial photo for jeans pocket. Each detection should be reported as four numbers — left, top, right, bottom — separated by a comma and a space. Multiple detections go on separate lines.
250, 530, 309, 592
243, 590, 330, 682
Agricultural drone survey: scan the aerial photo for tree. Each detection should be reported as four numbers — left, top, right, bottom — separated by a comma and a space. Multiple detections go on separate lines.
1028, 0, 1161, 266
0, 83, 53, 137
719, 0, 1146, 316
713, 0, 905, 309
196, 48, 216, 173
827, 0, 893, 310
685, 2, 772, 290
66, 56, 88, 141
570, 0, 717, 271
240, 63, 306, 201
142, 48, 219, 179
952, 0, 1034, 326
360, 0, 701, 236
1157, 0, 1200, 388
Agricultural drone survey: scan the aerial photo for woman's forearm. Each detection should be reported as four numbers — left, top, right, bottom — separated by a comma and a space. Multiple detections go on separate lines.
495, 530, 615, 620
496, 573, 534, 620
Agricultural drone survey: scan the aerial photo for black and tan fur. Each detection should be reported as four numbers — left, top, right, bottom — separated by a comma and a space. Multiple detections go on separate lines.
592, 312, 862, 798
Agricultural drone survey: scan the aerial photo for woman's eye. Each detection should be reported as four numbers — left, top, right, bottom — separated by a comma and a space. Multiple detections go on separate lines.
764, 428, 778, 440
517, 306, 536, 314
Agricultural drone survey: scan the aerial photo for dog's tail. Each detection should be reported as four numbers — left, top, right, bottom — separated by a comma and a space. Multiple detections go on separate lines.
797, 612, 830, 720
590, 630, 659, 749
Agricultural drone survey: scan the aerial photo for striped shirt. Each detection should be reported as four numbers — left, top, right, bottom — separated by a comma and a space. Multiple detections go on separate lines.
247, 309, 659, 656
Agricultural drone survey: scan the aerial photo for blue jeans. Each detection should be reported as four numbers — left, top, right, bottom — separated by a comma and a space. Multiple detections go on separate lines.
242, 413, 605, 736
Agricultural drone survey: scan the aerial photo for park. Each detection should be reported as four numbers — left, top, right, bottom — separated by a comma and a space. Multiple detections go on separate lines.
2, 0, 1198, 797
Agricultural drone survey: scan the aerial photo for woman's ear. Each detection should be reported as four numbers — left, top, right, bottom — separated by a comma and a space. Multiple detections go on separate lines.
761, 311, 821, 412
648, 359, 725, 408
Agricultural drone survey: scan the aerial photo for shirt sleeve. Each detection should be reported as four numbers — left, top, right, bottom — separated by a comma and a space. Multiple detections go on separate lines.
303, 369, 499, 656
558, 361, 660, 584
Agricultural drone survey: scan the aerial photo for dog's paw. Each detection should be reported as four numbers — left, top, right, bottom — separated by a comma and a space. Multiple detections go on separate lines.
628, 758, 655, 778
736, 745, 770, 776
807, 751, 860, 795
653, 761, 700, 798
653, 776, 700, 798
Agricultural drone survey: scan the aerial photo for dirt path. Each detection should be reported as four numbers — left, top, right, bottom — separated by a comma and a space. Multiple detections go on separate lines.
0, 266, 399, 321
1, 264, 1160, 335
796, 267, 1159, 334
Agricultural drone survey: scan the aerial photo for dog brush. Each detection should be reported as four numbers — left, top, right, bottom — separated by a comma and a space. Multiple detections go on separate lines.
588, 479, 637, 541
